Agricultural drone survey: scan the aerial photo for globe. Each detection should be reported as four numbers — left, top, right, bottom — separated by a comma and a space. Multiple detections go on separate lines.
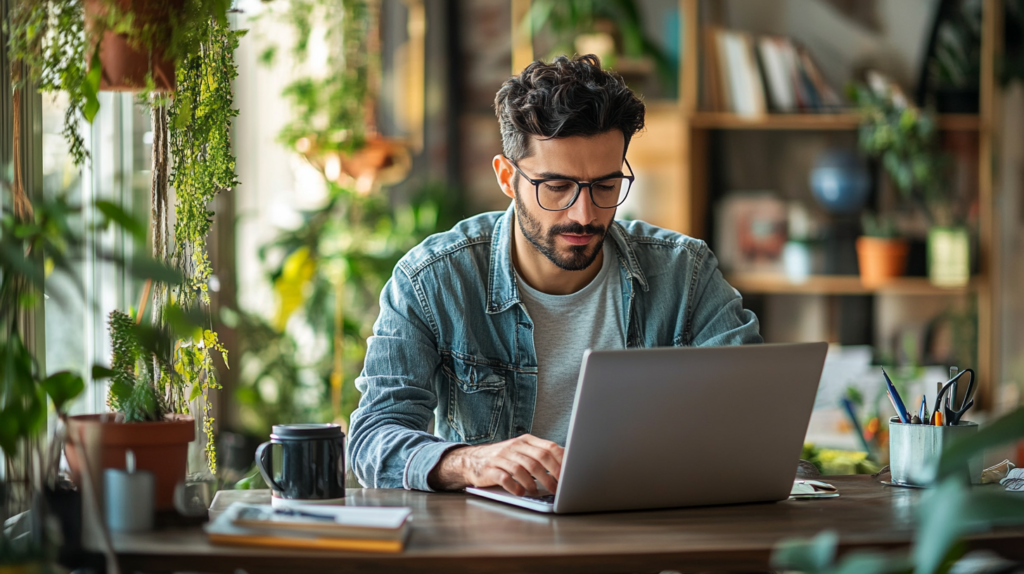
809, 149, 871, 215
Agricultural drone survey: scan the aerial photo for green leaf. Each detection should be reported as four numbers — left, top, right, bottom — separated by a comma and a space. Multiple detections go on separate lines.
0, 242, 44, 289
92, 365, 118, 380
913, 479, 972, 574
937, 407, 1024, 479
83, 48, 102, 123
39, 371, 85, 414
771, 530, 838, 573
189, 383, 202, 403
129, 255, 184, 285
832, 550, 905, 574
95, 200, 146, 243
163, 304, 205, 340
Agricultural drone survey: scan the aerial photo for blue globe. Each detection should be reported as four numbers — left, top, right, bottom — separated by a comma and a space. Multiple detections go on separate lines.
809, 150, 871, 215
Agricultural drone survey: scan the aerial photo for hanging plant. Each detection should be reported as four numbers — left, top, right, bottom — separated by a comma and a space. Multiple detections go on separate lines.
83, 0, 233, 92
4, 0, 99, 171
269, 0, 372, 154
164, 15, 241, 474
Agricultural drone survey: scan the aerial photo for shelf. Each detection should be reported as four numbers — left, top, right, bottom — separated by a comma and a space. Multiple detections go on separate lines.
725, 273, 983, 296
688, 112, 981, 131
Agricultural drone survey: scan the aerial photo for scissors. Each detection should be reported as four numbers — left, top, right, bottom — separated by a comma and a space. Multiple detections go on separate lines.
931, 368, 976, 426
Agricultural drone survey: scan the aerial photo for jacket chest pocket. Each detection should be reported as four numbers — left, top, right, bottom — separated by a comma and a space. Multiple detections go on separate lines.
442, 358, 507, 443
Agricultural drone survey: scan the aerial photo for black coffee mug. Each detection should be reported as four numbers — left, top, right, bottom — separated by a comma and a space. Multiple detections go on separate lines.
255, 424, 346, 502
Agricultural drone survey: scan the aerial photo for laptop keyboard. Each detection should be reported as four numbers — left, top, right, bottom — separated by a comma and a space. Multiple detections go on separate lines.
522, 494, 555, 504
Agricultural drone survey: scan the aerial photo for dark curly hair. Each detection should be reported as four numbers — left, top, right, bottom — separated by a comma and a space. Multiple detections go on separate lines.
494, 54, 646, 162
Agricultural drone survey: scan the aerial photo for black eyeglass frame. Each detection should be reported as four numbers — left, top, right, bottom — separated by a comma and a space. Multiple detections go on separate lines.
507, 157, 636, 211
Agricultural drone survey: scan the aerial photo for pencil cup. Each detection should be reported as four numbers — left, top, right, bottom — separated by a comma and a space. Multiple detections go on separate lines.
888, 417, 980, 487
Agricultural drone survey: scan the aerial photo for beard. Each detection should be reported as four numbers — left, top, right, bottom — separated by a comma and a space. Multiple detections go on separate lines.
514, 191, 608, 271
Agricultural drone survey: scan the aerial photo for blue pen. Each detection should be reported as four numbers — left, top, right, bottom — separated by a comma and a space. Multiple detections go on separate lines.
918, 395, 928, 423
881, 368, 911, 424
841, 397, 873, 455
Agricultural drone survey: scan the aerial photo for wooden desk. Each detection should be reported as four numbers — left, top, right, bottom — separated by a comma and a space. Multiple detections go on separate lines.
113, 476, 1024, 573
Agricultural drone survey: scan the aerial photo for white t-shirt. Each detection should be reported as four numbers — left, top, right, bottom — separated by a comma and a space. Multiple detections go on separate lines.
514, 239, 626, 446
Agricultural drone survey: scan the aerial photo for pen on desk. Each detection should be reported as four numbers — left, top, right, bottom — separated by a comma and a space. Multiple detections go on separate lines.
881, 368, 911, 424
274, 507, 337, 521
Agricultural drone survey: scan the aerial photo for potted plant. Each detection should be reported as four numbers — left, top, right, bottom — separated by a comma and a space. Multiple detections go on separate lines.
524, 0, 677, 95
853, 74, 970, 287
856, 212, 908, 287
65, 310, 196, 511
0, 187, 177, 565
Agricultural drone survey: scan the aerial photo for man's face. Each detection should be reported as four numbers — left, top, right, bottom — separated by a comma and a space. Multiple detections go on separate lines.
500, 130, 626, 272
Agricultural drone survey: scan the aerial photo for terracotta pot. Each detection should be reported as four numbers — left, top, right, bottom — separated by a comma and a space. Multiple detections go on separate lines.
855, 236, 909, 287
83, 0, 178, 91
65, 414, 195, 511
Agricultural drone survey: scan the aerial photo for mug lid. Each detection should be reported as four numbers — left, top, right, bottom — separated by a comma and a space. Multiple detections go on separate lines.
271, 423, 344, 439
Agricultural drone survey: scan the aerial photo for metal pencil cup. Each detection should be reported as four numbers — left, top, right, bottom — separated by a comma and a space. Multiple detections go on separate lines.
888, 417, 980, 487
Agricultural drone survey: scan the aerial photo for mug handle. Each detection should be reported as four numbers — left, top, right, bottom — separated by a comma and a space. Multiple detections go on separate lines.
255, 441, 286, 493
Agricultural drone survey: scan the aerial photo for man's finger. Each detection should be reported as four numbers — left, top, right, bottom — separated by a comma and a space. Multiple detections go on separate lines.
494, 459, 540, 496
486, 468, 525, 496
507, 451, 558, 493
518, 434, 565, 465
513, 443, 562, 481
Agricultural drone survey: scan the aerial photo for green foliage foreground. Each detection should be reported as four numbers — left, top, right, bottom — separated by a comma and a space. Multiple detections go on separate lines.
773, 407, 1024, 574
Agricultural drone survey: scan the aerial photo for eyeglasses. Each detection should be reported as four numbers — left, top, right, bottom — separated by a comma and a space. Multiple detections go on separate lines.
507, 157, 635, 211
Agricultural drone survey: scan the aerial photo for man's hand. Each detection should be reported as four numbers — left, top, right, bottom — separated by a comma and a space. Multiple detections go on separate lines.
428, 435, 564, 495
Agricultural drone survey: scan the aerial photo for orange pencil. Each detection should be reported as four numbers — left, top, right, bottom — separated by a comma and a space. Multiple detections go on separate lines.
934, 411, 943, 426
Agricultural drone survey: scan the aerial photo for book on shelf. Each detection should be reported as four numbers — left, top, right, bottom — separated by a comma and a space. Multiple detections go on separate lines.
205, 502, 413, 553
702, 27, 844, 116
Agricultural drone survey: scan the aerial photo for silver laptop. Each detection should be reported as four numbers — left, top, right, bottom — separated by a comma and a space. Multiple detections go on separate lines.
467, 342, 827, 513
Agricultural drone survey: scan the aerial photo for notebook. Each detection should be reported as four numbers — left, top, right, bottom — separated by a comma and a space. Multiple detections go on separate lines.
206, 502, 412, 553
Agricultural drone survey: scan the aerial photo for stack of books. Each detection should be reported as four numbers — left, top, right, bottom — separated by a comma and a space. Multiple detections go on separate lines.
703, 27, 844, 116
205, 503, 413, 553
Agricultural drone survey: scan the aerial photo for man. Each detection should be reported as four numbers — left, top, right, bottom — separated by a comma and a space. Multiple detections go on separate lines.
350, 55, 761, 496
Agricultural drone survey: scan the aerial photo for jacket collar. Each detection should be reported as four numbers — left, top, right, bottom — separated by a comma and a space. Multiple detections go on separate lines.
486, 203, 649, 315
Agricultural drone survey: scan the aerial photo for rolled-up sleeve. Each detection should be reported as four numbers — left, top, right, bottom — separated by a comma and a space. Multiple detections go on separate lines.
349, 266, 466, 491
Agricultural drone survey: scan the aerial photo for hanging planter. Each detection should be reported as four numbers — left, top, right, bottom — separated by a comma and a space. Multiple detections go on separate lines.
83, 0, 185, 92
298, 136, 412, 194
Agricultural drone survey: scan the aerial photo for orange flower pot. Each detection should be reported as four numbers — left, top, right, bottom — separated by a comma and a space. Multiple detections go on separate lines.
83, 0, 178, 91
66, 414, 195, 511
856, 236, 909, 287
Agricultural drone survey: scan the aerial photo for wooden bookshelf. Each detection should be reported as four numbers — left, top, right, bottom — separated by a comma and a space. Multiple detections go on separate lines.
678, 0, 1004, 411
511, 0, 1004, 410
688, 112, 981, 131
725, 274, 983, 296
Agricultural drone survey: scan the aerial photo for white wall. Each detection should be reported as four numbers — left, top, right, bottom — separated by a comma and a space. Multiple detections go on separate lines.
233, 0, 330, 316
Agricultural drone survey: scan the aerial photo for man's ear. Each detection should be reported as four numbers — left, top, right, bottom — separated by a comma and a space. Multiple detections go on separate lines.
493, 155, 515, 201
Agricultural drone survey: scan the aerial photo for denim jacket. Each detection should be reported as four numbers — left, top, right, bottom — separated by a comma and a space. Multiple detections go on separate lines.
350, 204, 762, 491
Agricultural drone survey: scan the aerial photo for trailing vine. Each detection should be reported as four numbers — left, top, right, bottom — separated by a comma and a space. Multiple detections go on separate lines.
4, 0, 97, 167
161, 16, 241, 473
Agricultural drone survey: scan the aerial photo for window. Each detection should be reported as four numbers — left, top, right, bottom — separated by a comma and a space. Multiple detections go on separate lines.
41, 92, 152, 415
